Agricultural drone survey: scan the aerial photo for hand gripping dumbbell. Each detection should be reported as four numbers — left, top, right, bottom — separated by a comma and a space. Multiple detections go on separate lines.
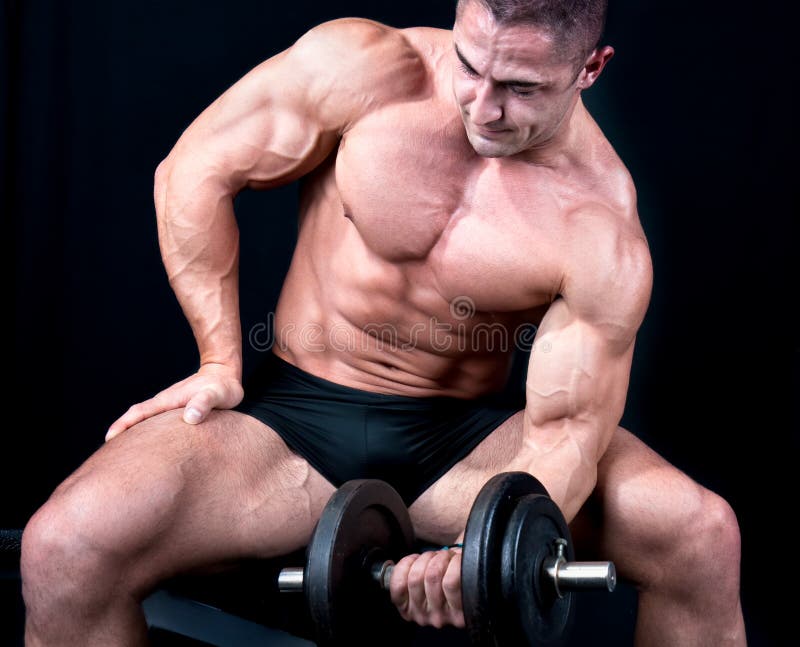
460, 472, 615, 646
278, 473, 615, 646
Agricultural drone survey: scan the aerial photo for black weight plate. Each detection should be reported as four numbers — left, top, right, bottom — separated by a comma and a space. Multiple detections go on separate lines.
305, 479, 415, 647
499, 494, 575, 646
462, 472, 548, 646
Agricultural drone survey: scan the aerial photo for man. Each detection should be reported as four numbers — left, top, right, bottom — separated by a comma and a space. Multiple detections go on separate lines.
20, 0, 745, 644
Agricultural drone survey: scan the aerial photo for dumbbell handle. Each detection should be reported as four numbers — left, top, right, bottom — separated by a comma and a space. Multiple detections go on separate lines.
277, 567, 305, 592
276, 564, 393, 593
543, 537, 616, 596
543, 560, 616, 596
372, 558, 615, 595
277, 556, 615, 595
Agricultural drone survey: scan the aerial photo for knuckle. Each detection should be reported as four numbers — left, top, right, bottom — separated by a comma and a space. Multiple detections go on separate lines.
428, 551, 446, 567
408, 570, 424, 588
408, 576, 425, 592
424, 567, 443, 586
443, 584, 460, 601
442, 570, 460, 592
400, 553, 420, 567
195, 387, 215, 401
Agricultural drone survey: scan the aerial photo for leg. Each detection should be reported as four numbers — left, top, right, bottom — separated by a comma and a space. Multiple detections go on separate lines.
408, 411, 527, 543
409, 415, 745, 646
21, 410, 335, 647
571, 426, 745, 646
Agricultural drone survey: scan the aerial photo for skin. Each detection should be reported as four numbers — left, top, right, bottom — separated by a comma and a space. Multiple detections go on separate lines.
21, 1, 746, 645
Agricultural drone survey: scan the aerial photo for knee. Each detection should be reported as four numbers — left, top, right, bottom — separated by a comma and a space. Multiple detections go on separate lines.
693, 490, 741, 570
661, 488, 741, 592
21, 486, 123, 612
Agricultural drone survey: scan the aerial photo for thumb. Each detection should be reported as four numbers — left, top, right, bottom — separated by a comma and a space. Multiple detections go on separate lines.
105, 425, 124, 442
183, 388, 219, 425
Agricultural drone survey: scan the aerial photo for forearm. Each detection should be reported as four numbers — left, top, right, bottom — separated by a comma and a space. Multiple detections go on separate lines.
154, 160, 243, 378
506, 417, 601, 522
451, 419, 600, 546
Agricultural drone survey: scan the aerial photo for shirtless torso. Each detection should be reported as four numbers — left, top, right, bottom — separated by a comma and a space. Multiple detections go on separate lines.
207, 17, 651, 531
277, 25, 644, 401
22, 4, 745, 645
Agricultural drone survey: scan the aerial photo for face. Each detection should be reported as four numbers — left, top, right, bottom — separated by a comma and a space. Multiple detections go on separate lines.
452, 0, 599, 158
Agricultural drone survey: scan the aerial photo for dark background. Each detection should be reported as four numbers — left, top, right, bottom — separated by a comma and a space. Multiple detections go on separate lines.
2, 0, 796, 645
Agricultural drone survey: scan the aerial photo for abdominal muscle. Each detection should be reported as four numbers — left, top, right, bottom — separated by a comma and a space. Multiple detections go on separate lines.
272, 317, 521, 400
269, 184, 549, 400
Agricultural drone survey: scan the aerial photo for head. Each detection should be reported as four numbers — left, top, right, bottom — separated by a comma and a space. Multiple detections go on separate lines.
453, 0, 614, 158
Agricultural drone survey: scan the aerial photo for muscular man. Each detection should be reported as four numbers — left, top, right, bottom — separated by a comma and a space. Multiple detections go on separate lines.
21, 1, 745, 645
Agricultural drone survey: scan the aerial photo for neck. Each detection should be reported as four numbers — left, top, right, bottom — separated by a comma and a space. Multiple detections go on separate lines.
518, 96, 587, 167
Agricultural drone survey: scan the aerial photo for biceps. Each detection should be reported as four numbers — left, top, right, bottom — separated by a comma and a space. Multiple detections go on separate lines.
525, 300, 633, 434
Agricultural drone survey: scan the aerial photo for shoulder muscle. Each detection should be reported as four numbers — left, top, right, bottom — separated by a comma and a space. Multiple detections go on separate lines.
161, 19, 427, 191
563, 209, 653, 352
289, 18, 428, 131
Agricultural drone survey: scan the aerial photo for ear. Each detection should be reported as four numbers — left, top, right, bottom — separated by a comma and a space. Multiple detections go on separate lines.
577, 45, 615, 90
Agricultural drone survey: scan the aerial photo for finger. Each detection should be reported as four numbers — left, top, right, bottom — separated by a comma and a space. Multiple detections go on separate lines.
105, 418, 127, 441
423, 550, 451, 627
442, 551, 465, 627
105, 399, 166, 441
183, 387, 221, 424
407, 551, 437, 622
105, 382, 193, 441
389, 554, 419, 617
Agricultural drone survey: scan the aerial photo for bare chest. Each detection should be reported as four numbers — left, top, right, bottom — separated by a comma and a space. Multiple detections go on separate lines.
333, 104, 568, 312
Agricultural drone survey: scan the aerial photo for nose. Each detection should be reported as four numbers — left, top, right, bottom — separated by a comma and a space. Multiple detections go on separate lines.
470, 80, 503, 125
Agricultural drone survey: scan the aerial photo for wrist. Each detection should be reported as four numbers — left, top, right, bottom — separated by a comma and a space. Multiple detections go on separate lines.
196, 327, 243, 379
198, 359, 242, 382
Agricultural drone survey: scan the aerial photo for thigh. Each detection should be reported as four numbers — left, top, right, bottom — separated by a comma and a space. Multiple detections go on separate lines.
409, 413, 707, 575
569, 426, 707, 584
33, 409, 336, 593
409, 411, 526, 543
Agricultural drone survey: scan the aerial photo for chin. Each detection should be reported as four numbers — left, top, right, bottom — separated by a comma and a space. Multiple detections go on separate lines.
468, 135, 522, 158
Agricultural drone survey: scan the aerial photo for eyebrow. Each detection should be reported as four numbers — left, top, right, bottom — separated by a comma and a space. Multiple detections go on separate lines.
454, 44, 544, 88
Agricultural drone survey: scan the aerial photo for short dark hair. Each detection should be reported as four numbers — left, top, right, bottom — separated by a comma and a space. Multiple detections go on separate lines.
456, 0, 608, 63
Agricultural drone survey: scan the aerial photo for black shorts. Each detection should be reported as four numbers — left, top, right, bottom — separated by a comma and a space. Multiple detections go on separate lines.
234, 352, 525, 505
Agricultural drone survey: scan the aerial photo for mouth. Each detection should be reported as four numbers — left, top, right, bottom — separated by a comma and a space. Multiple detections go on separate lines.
472, 125, 510, 138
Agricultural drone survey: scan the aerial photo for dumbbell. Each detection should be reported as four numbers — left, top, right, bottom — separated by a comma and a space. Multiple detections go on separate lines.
279, 478, 417, 646
279, 473, 616, 646
461, 472, 615, 646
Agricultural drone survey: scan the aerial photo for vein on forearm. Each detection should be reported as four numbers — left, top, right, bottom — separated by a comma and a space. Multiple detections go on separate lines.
156, 171, 242, 369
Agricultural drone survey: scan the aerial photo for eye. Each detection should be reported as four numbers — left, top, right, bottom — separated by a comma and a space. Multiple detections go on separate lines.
510, 86, 536, 97
460, 62, 479, 77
